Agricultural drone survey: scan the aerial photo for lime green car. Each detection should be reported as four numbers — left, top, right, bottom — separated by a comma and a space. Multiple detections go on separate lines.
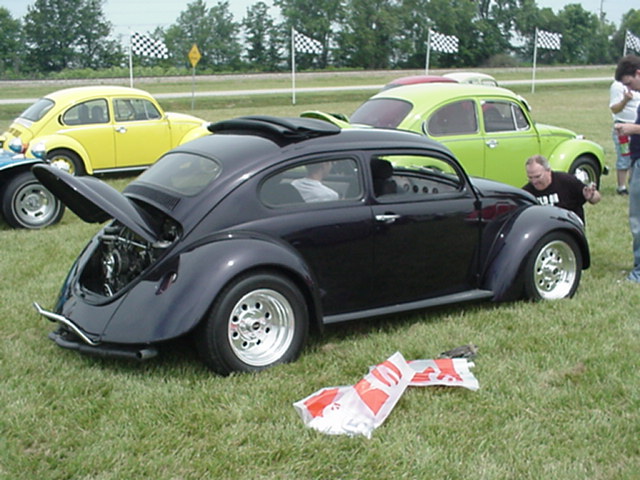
0, 86, 209, 175
304, 83, 607, 187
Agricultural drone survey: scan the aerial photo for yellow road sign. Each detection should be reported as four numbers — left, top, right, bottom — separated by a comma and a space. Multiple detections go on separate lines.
188, 44, 201, 68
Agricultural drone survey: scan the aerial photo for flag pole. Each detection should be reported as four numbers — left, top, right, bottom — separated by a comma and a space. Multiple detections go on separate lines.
291, 27, 296, 105
425, 29, 431, 75
129, 30, 134, 88
531, 28, 538, 94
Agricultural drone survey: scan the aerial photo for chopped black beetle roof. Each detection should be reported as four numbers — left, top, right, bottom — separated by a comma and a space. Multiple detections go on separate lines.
208, 115, 341, 146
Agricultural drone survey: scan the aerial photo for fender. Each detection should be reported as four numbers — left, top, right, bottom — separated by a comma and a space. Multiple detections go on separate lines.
546, 137, 605, 173
0, 157, 43, 184
0, 156, 41, 173
27, 133, 91, 174
177, 124, 210, 145
482, 205, 589, 301
100, 234, 321, 344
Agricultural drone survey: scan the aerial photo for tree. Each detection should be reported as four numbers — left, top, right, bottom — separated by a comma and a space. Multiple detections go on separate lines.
0, 8, 23, 75
243, 2, 283, 71
396, 0, 477, 69
335, 0, 401, 69
556, 4, 610, 64
164, 0, 241, 70
208, 1, 242, 68
24, 0, 118, 72
614, 9, 640, 58
275, 0, 344, 68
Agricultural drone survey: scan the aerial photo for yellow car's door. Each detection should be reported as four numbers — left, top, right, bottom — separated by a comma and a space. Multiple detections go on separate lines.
112, 97, 172, 168
61, 99, 116, 171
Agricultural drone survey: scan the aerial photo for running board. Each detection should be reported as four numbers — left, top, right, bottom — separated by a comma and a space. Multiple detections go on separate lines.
323, 289, 494, 324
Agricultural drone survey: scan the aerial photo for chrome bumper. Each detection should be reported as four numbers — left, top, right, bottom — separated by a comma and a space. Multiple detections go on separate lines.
33, 301, 99, 346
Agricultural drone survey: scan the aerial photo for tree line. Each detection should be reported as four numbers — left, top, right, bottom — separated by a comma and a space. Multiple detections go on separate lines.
1, 0, 639, 77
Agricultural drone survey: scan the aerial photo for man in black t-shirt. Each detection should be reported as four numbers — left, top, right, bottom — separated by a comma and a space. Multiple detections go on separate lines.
522, 155, 601, 223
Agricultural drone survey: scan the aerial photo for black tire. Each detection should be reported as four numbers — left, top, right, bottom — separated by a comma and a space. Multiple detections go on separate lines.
47, 149, 85, 175
523, 232, 582, 300
195, 271, 309, 375
1, 171, 65, 229
569, 155, 600, 187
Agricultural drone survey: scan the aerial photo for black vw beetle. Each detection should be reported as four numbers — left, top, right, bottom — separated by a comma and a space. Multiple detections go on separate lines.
33, 116, 589, 375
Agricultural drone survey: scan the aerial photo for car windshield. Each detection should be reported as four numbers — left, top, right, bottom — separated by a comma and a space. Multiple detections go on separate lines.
350, 98, 412, 128
136, 152, 222, 197
19, 98, 55, 122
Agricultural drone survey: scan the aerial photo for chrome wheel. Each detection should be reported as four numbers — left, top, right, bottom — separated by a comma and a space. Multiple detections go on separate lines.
531, 239, 578, 299
196, 272, 308, 375
2, 171, 64, 229
228, 288, 295, 367
48, 150, 84, 175
570, 156, 599, 186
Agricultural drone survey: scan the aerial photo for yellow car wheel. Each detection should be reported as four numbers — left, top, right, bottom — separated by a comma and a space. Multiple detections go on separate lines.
48, 149, 85, 176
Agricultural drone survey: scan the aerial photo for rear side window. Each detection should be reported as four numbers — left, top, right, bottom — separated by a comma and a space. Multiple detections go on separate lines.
426, 100, 478, 136
63, 99, 109, 125
350, 98, 412, 128
260, 158, 362, 206
137, 152, 222, 197
19, 99, 54, 122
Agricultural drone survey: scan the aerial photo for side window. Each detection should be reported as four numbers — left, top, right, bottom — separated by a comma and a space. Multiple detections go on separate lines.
483, 101, 514, 132
63, 99, 108, 125
260, 158, 362, 206
512, 103, 530, 130
483, 101, 530, 133
372, 154, 463, 198
114, 98, 162, 122
425, 100, 477, 136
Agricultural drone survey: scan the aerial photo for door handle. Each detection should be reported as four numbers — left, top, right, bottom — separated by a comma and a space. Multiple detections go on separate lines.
116, 126, 127, 134
375, 214, 400, 224
485, 139, 498, 148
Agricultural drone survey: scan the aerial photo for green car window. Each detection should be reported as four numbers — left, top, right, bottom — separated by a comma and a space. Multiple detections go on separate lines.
426, 100, 478, 136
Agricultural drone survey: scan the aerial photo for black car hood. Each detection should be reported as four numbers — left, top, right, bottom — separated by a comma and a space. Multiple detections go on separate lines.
32, 164, 161, 243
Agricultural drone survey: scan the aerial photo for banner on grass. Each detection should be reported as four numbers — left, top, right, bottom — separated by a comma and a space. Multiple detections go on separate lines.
294, 352, 479, 438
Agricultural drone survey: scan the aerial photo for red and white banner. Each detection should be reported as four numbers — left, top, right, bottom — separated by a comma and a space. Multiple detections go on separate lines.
293, 351, 479, 438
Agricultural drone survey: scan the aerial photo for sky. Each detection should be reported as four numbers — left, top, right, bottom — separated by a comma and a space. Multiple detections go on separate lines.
0, 0, 631, 41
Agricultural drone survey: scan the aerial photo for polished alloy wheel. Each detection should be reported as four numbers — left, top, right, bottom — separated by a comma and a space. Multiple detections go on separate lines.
532, 239, 578, 299
227, 288, 295, 367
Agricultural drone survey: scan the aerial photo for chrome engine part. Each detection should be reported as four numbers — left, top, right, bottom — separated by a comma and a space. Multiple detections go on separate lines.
81, 220, 179, 297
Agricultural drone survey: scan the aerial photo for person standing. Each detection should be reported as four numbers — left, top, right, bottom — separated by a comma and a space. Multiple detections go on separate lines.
523, 155, 600, 223
609, 80, 640, 194
614, 55, 640, 283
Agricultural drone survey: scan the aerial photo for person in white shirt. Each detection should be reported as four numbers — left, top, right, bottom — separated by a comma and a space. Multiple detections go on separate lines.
609, 80, 640, 195
292, 162, 339, 202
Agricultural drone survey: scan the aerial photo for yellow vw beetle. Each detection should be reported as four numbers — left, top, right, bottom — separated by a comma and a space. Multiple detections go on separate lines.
1, 86, 209, 175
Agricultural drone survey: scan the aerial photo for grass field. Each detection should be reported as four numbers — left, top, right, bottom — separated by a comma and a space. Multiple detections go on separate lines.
1, 71, 639, 479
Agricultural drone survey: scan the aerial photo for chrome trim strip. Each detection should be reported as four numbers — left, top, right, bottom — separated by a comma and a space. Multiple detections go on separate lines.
33, 302, 100, 346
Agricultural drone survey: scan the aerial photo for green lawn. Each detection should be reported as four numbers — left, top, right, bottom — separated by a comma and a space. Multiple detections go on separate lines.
1, 73, 638, 480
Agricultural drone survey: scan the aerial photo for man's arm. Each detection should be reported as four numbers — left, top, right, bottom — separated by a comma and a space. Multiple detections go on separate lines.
615, 123, 640, 135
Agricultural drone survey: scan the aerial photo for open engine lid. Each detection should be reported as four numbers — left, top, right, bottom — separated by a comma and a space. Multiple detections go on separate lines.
32, 164, 161, 243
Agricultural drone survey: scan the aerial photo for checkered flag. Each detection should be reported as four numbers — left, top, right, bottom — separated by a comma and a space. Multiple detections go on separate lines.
429, 29, 459, 54
293, 29, 323, 54
131, 32, 169, 59
626, 30, 640, 52
536, 28, 562, 50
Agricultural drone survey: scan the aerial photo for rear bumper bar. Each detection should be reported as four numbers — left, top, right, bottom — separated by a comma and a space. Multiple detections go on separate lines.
33, 302, 158, 361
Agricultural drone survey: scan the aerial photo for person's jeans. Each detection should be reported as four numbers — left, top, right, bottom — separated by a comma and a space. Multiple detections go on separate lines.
628, 161, 640, 282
